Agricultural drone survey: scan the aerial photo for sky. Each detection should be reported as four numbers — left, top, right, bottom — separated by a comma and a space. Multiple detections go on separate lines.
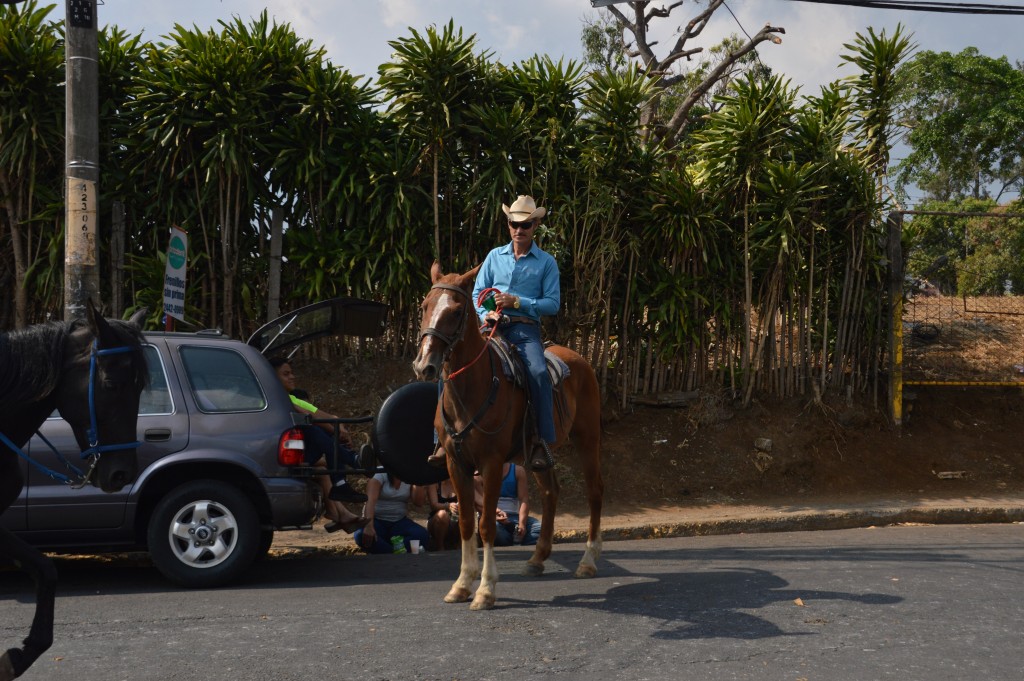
78, 0, 1024, 203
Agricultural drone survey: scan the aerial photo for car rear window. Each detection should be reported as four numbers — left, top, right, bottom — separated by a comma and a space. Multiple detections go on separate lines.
180, 346, 267, 413
140, 345, 173, 415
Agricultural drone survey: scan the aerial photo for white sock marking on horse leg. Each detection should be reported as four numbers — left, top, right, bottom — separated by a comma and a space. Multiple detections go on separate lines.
453, 536, 479, 594
576, 536, 602, 578
478, 542, 499, 601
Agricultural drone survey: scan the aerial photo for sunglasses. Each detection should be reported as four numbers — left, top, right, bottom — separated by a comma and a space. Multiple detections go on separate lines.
509, 220, 535, 230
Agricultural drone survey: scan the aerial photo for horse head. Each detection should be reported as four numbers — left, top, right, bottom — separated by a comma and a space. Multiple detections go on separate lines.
413, 261, 481, 382
55, 302, 148, 492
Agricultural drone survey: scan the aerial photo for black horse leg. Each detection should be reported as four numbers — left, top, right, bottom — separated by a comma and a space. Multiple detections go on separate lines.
0, 527, 57, 681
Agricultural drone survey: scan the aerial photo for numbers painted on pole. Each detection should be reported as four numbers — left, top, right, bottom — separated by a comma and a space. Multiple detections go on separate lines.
66, 178, 97, 266
67, 0, 94, 29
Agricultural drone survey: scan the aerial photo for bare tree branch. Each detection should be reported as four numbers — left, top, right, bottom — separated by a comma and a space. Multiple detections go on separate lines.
646, 1, 684, 23
599, 2, 785, 147
657, 24, 785, 146
663, 0, 724, 70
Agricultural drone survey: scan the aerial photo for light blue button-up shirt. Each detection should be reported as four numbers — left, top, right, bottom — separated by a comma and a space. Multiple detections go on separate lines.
472, 242, 560, 323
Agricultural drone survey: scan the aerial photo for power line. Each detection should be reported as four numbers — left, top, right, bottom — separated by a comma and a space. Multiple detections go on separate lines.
783, 0, 1024, 14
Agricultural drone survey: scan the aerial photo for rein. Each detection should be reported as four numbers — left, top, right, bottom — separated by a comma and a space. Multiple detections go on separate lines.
0, 339, 141, 488
422, 283, 508, 466
447, 287, 502, 380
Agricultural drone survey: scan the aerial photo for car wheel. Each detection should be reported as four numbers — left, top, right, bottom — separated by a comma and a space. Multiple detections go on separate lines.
254, 529, 275, 562
148, 480, 259, 588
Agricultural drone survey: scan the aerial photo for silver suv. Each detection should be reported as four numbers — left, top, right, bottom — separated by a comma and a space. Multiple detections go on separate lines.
0, 298, 387, 588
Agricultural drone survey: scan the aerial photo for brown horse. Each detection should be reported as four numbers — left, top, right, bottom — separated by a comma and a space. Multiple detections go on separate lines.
412, 262, 604, 610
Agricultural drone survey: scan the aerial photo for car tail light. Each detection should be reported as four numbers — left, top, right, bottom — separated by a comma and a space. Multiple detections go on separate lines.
278, 428, 306, 466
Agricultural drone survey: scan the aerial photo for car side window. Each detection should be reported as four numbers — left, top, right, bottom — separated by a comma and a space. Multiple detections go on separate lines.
180, 346, 267, 413
139, 345, 173, 415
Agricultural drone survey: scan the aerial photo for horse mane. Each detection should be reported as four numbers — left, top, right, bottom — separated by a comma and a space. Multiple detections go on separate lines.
0, 317, 147, 413
0, 321, 69, 412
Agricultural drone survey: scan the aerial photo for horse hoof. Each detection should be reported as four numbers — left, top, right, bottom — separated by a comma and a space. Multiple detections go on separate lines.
521, 562, 545, 577
574, 564, 598, 579
444, 587, 471, 603
470, 594, 496, 610
0, 651, 16, 681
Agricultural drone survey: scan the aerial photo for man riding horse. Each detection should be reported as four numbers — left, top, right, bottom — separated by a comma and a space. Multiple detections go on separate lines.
427, 194, 559, 472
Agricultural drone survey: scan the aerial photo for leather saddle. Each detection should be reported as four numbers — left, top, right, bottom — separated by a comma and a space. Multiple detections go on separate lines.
488, 335, 570, 391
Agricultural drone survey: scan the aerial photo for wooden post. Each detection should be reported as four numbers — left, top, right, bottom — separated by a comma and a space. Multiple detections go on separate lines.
110, 200, 125, 316
887, 211, 905, 426
268, 205, 283, 321
64, 0, 100, 321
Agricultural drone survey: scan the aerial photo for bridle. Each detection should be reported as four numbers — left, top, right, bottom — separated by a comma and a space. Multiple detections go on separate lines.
0, 338, 142, 488
82, 340, 142, 458
419, 282, 509, 466
418, 283, 474, 369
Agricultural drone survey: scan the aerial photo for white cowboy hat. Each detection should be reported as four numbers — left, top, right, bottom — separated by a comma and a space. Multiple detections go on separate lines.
502, 195, 547, 222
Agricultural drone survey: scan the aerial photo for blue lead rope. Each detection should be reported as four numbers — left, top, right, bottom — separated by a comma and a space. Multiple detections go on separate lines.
0, 339, 141, 486
0, 430, 79, 484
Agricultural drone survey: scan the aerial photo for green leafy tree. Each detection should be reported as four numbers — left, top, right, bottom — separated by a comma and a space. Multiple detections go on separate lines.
127, 13, 322, 333
378, 21, 489, 264
904, 197, 1024, 296
896, 47, 1024, 201
0, 0, 63, 326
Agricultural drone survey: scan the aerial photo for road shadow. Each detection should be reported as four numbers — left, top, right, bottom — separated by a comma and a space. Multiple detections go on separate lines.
503, 565, 900, 640
3, 535, 1016, 615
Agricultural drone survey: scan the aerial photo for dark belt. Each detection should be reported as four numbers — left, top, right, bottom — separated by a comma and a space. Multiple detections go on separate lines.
500, 315, 537, 326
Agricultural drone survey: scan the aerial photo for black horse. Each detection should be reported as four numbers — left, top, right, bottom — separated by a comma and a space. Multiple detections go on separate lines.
0, 302, 147, 681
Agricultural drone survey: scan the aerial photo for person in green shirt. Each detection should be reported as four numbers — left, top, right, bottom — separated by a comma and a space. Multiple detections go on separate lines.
271, 357, 370, 533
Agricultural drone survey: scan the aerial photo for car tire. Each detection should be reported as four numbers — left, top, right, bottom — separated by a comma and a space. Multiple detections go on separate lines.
148, 480, 260, 588
374, 382, 449, 485
254, 529, 275, 562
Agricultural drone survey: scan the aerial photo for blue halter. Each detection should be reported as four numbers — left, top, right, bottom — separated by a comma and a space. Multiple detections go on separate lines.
0, 339, 141, 487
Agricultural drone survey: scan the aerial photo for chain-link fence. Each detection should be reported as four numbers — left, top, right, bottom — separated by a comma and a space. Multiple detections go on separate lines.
903, 287, 1024, 385
889, 210, 1024, 425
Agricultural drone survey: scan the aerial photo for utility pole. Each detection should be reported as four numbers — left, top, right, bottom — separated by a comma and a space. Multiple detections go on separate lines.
64, 0, 100, 322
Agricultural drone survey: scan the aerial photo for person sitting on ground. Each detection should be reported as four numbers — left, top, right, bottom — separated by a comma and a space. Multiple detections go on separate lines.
486, 462, 541, 546
426, 479, 462, 551
354, 471, 430, 554
270, 356, 370, 534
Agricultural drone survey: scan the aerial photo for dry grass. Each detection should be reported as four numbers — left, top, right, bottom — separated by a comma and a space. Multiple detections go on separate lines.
903, 295, 1024, 383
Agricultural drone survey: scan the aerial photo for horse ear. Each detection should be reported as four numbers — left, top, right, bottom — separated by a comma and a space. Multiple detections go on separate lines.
85, 298, 110, 336
430, 261, 444, 284
461, 264, 482, 289
126, 307, 148, 330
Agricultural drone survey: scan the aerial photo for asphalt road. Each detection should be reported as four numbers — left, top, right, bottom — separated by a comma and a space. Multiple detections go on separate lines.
2, 523, 1023, 681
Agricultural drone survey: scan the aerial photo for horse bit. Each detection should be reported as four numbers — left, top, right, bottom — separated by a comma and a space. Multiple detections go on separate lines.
0, 340, 141, 488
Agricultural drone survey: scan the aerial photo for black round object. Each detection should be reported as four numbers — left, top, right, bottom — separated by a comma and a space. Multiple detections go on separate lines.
373, 381, 449, 485
911, 322, 940, 343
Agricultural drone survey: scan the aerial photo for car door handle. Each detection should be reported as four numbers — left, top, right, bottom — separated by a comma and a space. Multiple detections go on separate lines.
144, 428, 172, 442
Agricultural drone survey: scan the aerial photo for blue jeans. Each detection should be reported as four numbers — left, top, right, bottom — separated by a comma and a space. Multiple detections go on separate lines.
494, 513, 540, 546
301, 425, 357, 485
354, 516, 430, 554
502, 322, 554, 443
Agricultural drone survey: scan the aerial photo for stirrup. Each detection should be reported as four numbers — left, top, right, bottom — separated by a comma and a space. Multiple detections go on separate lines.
529, 441, 554, 472
357, 442, 376, 476
427, 443, 447, 468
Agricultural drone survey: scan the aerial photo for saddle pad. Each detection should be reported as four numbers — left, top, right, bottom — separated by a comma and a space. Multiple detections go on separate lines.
488, 337, 570, 388
545, 352, 570, 385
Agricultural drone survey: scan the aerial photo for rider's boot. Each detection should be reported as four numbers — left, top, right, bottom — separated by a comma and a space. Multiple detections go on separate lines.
529, 440, 554, 472
427, 442, 447, 468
